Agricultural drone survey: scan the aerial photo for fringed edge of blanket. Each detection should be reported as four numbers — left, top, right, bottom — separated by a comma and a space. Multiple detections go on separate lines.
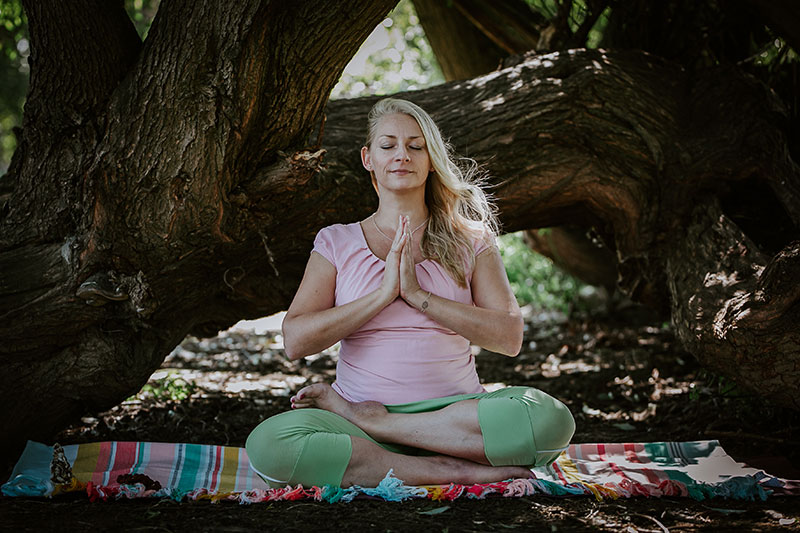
3, 469, 777, 503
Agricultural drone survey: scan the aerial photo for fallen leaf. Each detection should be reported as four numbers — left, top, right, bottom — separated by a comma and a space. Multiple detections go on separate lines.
418, 506, 450, 515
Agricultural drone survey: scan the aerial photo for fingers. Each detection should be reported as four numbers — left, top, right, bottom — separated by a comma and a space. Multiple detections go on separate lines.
389, 215, 408, 253
290, 391, 313, 409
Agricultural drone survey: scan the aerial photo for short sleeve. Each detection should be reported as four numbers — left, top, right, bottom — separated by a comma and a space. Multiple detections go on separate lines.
474, 230, 496, 257
312, 226, 336, 267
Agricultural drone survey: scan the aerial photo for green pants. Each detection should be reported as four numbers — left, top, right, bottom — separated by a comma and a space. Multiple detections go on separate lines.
245, 386, 575, 488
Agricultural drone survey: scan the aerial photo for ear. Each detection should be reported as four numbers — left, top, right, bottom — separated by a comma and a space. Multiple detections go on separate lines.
361, 146, 373, 171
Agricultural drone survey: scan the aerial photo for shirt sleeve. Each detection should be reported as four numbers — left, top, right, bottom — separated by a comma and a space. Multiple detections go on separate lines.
474, 230, 496, 257
311, 226, 336, 267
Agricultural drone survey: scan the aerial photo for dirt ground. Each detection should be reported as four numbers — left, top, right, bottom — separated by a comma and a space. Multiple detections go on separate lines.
2, 305, 799, 532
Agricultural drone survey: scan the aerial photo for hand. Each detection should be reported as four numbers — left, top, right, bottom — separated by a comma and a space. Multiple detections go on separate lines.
379, 215, 407, 304
399, 223, 424, 305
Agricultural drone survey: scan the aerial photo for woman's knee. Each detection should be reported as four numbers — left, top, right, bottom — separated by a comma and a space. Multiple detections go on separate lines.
245, 411, 303, 486
526, 389, 575, 452
245, 408, 362, 488
478, 387, 575, 467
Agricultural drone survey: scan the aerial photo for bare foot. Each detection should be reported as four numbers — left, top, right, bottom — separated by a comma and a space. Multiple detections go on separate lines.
290, 383, 388, 435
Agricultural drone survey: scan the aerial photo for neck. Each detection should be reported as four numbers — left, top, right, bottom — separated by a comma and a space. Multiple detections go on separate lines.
373, 197, 429, 231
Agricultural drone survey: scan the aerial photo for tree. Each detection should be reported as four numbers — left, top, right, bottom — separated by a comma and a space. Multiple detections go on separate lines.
1, 0, 798, 458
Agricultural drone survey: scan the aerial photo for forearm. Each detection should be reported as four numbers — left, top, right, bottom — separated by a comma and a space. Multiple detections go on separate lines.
406, 290, 524, 356
283, 289, 393, 360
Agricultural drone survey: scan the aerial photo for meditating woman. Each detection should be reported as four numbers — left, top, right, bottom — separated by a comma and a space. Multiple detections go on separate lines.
246, 98, 575, 488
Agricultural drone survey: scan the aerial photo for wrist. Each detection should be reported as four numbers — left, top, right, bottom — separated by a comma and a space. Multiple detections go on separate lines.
376, 287, 397, 307
409, 289, 432, 313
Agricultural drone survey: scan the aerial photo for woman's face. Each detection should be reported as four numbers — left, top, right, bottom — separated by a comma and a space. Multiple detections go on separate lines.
361, 113, 431, 195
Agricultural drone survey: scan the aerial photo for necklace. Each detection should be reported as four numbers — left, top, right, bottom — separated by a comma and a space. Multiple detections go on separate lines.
371, 214, 429, 241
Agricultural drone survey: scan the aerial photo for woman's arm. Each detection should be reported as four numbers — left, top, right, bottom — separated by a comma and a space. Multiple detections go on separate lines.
402, 244, 524, 356
282, 221, 408, 360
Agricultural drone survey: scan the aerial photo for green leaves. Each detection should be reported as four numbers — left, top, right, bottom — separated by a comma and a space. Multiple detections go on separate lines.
498, 232, 585, 312
129, 372, 198, 402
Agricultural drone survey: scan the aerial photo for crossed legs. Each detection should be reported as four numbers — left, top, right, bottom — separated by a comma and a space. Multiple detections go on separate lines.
246, 384, 574, 488
290, 384, 533, 486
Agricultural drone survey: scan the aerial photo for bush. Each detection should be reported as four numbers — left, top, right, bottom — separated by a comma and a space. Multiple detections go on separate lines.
497, 232, 586, 312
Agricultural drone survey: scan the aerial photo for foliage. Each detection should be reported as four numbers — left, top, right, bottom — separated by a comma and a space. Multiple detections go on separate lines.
331, 0, 443, 100
128, 372, 197, 402
525, 0, 610, 48
0, 0, 27, 173
125, 0, 159, 39
498, 232, 586, 311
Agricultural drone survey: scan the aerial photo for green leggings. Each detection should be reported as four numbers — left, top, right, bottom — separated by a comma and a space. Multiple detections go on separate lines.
245, 386, 575, 488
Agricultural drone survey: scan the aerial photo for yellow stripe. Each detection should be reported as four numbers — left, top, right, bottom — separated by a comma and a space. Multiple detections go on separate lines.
557, 455, 583, 483
216, 446, 240, 492
71, 442, 102, 483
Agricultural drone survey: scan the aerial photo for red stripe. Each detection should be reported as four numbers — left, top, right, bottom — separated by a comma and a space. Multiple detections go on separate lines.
208, 446, 223, 491
624, 443, 661, 485
597, 443, 631, 481
111, 442, 137, 480
551, 461, 568, 484
93, 442, 112, 485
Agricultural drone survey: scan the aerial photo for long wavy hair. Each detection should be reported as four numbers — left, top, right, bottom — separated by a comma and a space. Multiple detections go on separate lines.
364, 98, 499, 287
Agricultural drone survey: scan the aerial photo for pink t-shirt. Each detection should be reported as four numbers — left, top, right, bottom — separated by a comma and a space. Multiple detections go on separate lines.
312, 222, 491, 405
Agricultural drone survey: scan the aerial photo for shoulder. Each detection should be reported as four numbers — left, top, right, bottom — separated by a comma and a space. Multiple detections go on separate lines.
315, 222, 362, 243
463, 223, 496, 258
313, 222, 364, 265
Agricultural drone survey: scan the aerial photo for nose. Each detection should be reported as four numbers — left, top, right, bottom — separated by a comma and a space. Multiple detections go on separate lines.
395, 146, 410, 162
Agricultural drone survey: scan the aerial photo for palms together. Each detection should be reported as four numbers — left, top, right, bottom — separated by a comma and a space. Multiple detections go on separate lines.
380, 215, 424, 306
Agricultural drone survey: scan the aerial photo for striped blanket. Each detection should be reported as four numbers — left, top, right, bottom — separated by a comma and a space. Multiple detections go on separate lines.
3, 440, 796, 503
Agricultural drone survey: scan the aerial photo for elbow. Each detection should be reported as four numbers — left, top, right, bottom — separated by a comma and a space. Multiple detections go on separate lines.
283, 343, 305, 361
281, 320, 307, 361
502, 313, 524, 357
283, 341, 310, 361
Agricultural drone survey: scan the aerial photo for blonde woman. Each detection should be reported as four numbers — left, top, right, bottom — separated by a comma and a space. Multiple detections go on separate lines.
246, 98, 575, 488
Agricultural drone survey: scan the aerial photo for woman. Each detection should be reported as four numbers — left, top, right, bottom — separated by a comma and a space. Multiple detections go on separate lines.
246, 98, 575, 489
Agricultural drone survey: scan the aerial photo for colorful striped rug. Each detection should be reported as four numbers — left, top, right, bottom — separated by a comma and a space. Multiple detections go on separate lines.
2, 440, 797, 503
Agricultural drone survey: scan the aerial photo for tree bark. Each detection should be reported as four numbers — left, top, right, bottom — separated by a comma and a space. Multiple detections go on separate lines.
412, 0, 507, 81
0, 7, 798, 456
668, 200, 800, 409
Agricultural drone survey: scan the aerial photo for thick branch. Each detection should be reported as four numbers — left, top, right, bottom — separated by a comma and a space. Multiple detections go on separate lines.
523, 227, 617, 292
1, 1, 141, 246
21, 0, 141, 132
452, 0, 544, 54
412, 0, 506, 81
667, 201, 800, 410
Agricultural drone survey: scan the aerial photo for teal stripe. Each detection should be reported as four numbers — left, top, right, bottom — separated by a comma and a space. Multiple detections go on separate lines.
175, 444, 203, 493
642, 442, 693, 485
132, 442, 147, 474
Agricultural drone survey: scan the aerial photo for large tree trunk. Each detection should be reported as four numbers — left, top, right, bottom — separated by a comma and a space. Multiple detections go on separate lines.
1, 1, 798, 457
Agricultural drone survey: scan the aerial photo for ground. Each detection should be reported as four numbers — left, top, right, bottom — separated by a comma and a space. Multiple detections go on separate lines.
2, 305, 799, 531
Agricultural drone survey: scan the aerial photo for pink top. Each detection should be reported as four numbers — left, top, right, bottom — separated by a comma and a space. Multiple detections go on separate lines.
312, 222, 491, 405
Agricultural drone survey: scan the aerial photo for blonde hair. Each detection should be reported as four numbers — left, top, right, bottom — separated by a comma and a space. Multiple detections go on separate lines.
365, 98, 499, 287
